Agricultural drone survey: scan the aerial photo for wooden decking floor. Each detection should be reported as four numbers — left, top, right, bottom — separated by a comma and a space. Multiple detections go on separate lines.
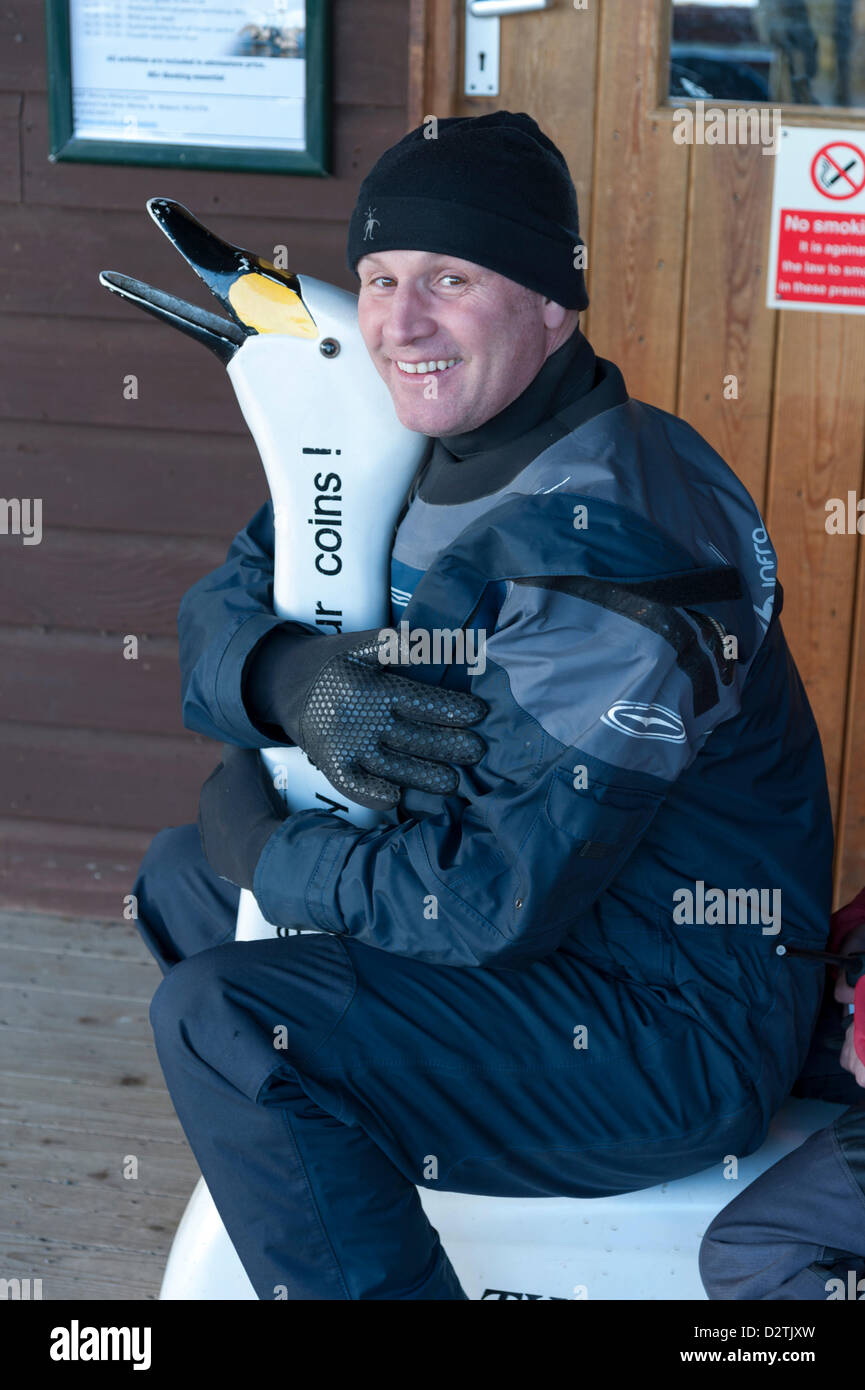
0, 909, 199, 1300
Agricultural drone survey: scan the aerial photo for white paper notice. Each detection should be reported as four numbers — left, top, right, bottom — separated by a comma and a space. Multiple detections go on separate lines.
69, 0, 306, 150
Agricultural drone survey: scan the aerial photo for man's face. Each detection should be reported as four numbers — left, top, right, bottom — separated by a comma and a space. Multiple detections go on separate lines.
356, 249, 572, 437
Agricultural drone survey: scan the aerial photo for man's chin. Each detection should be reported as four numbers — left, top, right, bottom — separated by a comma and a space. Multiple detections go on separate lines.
392, 400, 470, 437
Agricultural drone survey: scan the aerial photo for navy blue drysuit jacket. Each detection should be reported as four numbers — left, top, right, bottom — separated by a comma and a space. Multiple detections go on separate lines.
176, 349, 834, 1132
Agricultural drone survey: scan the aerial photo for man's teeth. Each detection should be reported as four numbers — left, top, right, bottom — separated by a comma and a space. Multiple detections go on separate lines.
396, 358, 461, 374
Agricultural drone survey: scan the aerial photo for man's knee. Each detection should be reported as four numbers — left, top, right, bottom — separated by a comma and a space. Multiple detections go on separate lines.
149, 945, 273, 1098
150, 935, 357, 1098
149, 944, 229, 1034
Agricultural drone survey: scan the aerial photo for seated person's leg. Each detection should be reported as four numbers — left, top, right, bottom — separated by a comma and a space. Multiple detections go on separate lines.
132, 823, 241, 974
149, 927, 767, 1299
700, 1104, 865, 1300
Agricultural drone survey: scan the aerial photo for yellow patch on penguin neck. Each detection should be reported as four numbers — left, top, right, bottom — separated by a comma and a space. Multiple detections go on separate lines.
228, 272, 317, 337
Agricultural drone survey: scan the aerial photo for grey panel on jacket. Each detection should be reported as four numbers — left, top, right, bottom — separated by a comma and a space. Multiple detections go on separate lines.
392, 396, 777, 779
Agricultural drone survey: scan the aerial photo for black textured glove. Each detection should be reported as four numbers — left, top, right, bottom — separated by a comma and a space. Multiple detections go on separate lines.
245, 626, 487, 810
198, 744, 287, 889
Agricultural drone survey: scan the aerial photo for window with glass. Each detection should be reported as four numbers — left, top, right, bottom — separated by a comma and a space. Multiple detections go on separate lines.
669, 0, 865, 108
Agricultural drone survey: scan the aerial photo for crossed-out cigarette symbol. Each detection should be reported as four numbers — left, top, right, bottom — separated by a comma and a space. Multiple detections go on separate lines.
812, 142, 865, 200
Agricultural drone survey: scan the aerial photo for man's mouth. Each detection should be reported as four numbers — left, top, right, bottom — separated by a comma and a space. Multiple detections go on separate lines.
392, 356, 463, 379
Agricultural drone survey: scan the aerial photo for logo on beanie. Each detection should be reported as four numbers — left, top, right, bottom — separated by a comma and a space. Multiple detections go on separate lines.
362, 207, 380, 241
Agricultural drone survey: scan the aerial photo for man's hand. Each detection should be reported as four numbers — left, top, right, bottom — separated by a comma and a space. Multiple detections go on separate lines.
294, 632, 487, 810
198, 744, 287, 889
840, 1013, 865, 1089
834, 918, 865, 1087
245, 626, 488, 810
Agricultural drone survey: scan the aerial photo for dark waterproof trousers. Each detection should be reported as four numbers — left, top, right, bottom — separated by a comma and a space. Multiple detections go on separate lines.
699, 989, 865, 1301
700, 1105, 865, 1300
136, 823, 802, 1301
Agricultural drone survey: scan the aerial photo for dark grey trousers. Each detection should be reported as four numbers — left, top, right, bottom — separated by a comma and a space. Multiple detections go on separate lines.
700, 990, 865, 1300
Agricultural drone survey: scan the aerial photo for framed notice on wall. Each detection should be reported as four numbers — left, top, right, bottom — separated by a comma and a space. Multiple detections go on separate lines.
45, 0, 331, 175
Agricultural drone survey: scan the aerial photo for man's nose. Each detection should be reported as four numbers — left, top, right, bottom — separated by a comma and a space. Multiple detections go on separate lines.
382, 286, 436, 342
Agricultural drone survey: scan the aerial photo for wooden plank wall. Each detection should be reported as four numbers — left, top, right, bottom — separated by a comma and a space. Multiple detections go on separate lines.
0, 0, 413, 917
4, 0, 865, 916
415, 0, 865, 910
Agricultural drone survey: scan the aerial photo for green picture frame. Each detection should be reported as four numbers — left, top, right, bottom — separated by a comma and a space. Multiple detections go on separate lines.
44, 0, 331, 176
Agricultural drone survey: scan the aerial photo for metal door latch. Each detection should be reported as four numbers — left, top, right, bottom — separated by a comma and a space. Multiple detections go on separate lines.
464, 0, 552, 97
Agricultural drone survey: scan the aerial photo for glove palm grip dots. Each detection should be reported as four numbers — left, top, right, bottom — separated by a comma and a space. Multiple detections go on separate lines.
296, 634, 487, 810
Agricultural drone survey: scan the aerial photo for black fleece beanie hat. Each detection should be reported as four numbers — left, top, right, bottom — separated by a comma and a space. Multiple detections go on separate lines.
345, 110, 589, 311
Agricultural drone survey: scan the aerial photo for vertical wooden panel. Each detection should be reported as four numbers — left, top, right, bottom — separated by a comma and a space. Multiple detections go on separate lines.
678, 142, 777, 507
830, 3, 865, 906
837, 529, 865, 904
408, 0, 458, 127
586, 0, 690, 410
765, 313, 865, 830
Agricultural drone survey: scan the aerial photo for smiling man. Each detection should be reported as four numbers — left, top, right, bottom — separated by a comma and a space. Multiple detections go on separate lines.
134, 111, 836, 1301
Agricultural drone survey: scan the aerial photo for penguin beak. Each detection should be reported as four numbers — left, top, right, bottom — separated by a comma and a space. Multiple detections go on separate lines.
99, 197, 318, 363
97, 269, 247, 364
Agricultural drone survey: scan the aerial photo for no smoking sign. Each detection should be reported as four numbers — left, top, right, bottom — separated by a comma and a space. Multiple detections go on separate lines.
768, 127, 865, 315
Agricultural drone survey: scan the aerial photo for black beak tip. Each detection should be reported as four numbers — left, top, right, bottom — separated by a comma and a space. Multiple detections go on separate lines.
147, 196, 184, 227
